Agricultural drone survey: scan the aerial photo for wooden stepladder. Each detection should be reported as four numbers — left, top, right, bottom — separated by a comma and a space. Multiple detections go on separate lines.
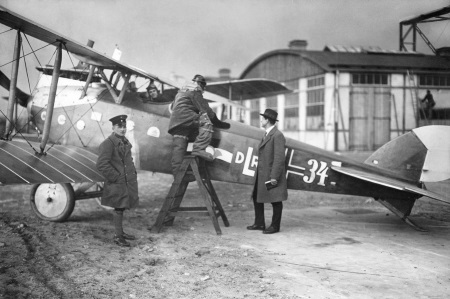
152, 155, 229, 235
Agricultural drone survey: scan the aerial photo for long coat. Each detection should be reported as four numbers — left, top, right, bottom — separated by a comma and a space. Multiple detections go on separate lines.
253, 126, 288, 203
96, 133, 139, 209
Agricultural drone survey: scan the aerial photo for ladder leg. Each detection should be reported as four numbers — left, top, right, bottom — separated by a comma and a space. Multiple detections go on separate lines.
201, 166, 230, 227
190, 159, 222, 235
205, 179, 230, 227
164, 181, 189, 226
151, 158, 190, 233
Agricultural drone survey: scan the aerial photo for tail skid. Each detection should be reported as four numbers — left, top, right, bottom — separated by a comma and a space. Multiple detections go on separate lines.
376, 197, 427, 232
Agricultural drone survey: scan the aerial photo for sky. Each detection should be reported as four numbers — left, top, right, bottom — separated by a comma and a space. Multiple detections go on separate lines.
0, 0, 450, 91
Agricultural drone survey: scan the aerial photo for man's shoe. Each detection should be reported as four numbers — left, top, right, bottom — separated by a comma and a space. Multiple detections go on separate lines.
122, 232, 136, 240
263, 226, 280, 234
246, 224, 265, 231
114, 235, 131, 247
192, 151, 214, 162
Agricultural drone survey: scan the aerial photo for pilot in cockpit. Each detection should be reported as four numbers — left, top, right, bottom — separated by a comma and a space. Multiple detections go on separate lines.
141, 83, 166, 103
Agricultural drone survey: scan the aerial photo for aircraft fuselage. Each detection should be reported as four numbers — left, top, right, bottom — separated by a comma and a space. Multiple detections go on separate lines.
28, 83, 418, 202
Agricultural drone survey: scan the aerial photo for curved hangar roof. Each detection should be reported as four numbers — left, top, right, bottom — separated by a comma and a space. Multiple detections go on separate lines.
241, 47, 450, 79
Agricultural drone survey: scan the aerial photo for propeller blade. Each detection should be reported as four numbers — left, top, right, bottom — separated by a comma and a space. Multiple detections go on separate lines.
0, 70, 30, 107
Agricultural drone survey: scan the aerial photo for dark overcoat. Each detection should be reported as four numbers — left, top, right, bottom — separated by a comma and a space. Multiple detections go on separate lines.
96, 133, 139, 209
253, 126, 288, 203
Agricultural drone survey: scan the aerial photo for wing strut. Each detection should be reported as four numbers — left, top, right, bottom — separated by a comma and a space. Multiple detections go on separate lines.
3, 30, 21, 140
98, 69, 130, 104
80, 65, 96, 99
40, 42, 62, 153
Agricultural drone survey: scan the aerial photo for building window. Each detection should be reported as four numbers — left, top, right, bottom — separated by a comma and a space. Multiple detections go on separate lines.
284, 93, 299, 130
250, 99, 260, 127
419, 74, 450, 87
306, 76, 325, 130
352, 73, 388, 85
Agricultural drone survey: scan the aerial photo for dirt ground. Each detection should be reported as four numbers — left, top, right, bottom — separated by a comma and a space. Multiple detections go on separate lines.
1, 171, 450, 299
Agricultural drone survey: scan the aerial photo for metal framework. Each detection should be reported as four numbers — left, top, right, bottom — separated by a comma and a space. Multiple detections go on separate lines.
399, 6, 450, 53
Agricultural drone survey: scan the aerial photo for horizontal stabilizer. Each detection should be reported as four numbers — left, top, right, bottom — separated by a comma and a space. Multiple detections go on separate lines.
331, 166, 450, 205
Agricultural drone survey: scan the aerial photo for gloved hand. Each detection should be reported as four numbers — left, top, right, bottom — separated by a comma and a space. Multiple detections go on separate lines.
211, 115, 231, 129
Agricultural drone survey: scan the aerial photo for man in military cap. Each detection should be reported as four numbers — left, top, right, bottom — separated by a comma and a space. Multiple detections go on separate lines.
96, 115, 139, 247
168, 74, 231, 176
247, 109, 287, 234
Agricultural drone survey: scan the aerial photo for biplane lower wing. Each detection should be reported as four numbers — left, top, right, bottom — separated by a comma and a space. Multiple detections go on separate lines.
0, 140, 103, 185
331, 166, 450, 204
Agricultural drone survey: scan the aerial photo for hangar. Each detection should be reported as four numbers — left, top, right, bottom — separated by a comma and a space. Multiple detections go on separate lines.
232, 40, 450, 151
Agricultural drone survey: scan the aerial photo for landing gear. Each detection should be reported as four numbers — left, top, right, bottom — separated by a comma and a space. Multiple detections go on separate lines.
30, 182, 104, 222
30, 183, 75, 222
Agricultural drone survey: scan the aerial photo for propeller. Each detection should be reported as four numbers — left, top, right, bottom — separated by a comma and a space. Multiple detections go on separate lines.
0, 70, 30, 107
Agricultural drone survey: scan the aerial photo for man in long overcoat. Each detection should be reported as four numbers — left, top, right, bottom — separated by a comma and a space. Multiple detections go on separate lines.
247, 109, 288, 234
96, 115, 139, 247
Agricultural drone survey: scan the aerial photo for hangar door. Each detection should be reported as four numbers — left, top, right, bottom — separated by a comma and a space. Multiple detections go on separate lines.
349, 87, 391, 151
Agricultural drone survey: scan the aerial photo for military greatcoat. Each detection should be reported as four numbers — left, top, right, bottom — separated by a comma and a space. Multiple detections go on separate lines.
96, 133, 139, 209
253, 126, 288, 203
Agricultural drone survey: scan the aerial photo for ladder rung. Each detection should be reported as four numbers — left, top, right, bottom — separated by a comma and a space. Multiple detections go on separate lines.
174, 206, 208, 211
168, 211, 210, 217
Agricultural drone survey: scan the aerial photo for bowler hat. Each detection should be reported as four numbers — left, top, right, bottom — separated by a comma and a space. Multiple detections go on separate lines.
109, 115, 127, 126
260, 109, 278, 122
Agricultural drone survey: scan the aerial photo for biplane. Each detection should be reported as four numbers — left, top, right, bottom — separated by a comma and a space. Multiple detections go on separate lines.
0, 6, 449, 231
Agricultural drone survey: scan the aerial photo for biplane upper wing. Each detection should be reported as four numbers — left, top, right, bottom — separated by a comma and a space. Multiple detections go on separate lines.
0, 6, 292, 102
0, 140, 103, 185
0, 5, 178, 88
331, 166, 450, 204
207, 78, 292, 101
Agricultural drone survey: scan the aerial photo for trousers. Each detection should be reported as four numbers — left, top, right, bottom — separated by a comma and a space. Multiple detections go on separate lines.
252, 192, 283, 229
171, 113, 213, 175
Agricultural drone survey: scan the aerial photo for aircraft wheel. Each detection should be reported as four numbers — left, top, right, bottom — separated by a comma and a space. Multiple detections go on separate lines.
30, 183, 75, 222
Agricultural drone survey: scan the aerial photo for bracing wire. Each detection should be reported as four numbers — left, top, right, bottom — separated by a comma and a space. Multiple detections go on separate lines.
0, 41, 57, 68
0, 28, 13, 35
10, 44, 59, 138
434, 19, 450, 45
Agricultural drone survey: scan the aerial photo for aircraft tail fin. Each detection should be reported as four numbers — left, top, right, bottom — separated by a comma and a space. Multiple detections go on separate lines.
364, 126, 450, 183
